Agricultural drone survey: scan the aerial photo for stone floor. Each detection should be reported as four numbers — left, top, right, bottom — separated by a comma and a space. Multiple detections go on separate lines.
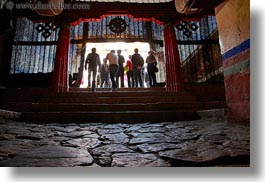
0, 117, 250, 167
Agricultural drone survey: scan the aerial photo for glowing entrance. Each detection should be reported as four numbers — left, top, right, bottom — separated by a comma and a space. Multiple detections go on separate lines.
81, 42, 150, 88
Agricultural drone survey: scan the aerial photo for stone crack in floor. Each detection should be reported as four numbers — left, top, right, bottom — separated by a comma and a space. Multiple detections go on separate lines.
0, 117, 250, 167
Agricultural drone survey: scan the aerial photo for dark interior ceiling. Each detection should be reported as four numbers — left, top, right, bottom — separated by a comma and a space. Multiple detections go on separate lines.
14, 1, 214, 22
187, 0, 224, 9
1, 0, 224, 34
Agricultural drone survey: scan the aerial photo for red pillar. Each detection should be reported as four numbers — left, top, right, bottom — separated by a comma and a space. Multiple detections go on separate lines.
163, 23, 183, 92
51, 24, 70, 93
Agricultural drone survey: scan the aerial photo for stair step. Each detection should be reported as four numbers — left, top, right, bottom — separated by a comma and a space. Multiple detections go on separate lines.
197, 101, 227, 110
20, 110, 200, 123
38, 96, 196, 104
1, 87, 226, 123
1, 88, 167, 101
69, 87, 166, 92
7, 102, 198, 112
57, 91, 188, 98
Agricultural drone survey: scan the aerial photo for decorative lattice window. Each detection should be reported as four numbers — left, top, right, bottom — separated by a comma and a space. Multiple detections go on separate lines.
10, 17, 59, 74
175, 16, 222, 83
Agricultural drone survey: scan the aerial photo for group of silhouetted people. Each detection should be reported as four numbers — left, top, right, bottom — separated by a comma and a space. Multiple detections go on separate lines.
84, 47, 158, 91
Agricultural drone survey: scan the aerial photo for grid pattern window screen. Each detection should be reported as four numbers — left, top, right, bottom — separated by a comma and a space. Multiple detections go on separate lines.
10, 18, 59, 74
10, 45, 57, 74
70, 22, 84, 40
70, 16, 163, 41
175, 16, 222, 83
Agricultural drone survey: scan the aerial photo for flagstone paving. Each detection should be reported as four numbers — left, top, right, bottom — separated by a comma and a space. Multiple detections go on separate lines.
0, 117, 250, 167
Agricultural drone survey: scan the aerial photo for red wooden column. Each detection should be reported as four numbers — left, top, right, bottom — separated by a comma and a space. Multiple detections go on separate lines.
51, 24, 70, 93
163, 23, 183, 92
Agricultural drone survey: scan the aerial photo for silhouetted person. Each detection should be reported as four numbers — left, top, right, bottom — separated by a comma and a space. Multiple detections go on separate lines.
106, 50, 119, 90
146, 51, 158, 87
131, 48, 144, 88
125, 55, 134, 88
100, 58, 110, 88
116, 49, 125, 88
85, 48, 101, 91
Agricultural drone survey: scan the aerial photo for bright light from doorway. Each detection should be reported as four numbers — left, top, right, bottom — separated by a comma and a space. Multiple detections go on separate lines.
85, 42, 150, 62
80, 42, 150, 88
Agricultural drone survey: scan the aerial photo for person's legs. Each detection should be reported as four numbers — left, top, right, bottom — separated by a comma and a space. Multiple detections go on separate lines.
133, 69, 138, 88
116, 72, 120, 88
100, 79, 104, 88
120, 71, 124, 87
137, 69, 143, 88
110, 73, 114, 88
148, 71, 153, 87
110, 64, 118, 89
91, 67, 97, 91
152, 72, 157, 87
91, 67, 97, 82
127, 72, 131, 87
105, 79, 109, 88
131, 71, 135, 87
87, 69, 92, 87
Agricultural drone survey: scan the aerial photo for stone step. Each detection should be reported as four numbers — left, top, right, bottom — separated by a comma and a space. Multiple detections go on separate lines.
197, 101, 227, 110
1, 88, 167, 101
69, 87, 166, 92
56, 91, 190, 98
197, 108, 226, 120
1, 88, 190, 101
0, 109, 21, 120
7, 101, 226, 113
19, 110, 200, 123
38, 95, 196, 104
1, 87, 226, 123
7, 102, 198, 112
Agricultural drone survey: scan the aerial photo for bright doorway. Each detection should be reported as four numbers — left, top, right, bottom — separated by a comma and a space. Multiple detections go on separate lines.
80, 42, 151, 88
